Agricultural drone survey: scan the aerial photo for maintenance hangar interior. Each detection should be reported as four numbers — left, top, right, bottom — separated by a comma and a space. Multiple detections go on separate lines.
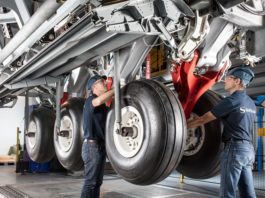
1, 0, 265, 197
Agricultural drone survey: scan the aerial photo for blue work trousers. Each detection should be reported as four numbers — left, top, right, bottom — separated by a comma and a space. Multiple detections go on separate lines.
81, 141, 106, 198
220, 140, 256, 198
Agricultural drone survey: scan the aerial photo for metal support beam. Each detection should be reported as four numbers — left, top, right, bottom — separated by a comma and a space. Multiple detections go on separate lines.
114, 51, 121, 133
0, 11, 17, 24
220, 4, 263, 27
24, 90, 29, 152
4, 76, 61, 89
14, 29, 144, 82
120, 36, 157, 82
20, 91, 52, 99
0, 0, 32, 26
196, 18, 235, 69
55, 79, 63, 137
13, 0, 32, 23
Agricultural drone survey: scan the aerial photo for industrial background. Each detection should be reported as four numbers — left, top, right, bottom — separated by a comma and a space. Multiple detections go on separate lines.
1, 0, 265, 198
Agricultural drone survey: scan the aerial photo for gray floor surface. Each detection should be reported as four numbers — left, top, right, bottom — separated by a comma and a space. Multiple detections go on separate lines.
0, 165, 264, 198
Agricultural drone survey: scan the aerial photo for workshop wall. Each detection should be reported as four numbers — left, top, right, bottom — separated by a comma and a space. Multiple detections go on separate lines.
0, 97, 25, 155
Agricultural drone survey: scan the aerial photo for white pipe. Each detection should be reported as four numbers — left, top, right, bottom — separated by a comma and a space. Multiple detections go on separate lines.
0, 0, 60, 64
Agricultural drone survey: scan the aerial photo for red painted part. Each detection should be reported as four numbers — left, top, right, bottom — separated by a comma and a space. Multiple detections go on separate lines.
60, 92, 68, 105
145, 54, 151, 79
106, 76, 113, 107
171, 50, 228, 119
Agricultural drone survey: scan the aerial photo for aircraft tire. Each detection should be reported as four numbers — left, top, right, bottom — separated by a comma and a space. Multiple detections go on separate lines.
105, 79, 186, 185
54, 97, 84, 171
177, 90, 223, 179
26, 106, 55, 163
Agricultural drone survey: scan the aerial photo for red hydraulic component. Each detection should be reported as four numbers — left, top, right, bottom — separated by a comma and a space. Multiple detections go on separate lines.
171, 50, 228, 118
145, 54, 151, 79
106, 76, 113, 107
60, 92, 68, 105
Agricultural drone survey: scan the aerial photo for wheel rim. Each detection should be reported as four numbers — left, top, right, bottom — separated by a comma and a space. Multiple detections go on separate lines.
184, 113, 205, 156
58, 115, 74, 152
27, 121, 37, 149
113, 106, 144, 158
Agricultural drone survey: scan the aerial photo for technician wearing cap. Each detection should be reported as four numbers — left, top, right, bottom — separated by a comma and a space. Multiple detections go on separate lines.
187, 66, 256, 198
81, 75, 114, 198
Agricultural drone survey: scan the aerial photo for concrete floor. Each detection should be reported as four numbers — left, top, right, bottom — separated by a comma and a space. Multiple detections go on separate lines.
0, 165, 264, 198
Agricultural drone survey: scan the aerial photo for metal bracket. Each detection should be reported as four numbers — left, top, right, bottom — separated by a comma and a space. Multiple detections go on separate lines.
0, 96, 17, 108
171, 50, 229, 118
177, 11, 209, 61
151, 18, 177, 49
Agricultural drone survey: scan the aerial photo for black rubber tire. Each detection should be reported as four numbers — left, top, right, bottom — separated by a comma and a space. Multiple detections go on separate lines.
26, 106, 56, 163
54, 97, 84, 171
177, 90, 224, 179
106, 79, 186, 185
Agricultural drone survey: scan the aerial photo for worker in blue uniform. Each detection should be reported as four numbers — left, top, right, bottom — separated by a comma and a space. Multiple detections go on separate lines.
187, 66, 256, 198
81, 74, 114, 198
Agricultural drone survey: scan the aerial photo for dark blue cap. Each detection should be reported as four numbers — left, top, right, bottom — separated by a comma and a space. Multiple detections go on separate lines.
86, 75, 106, 90
227, 65, 255, 87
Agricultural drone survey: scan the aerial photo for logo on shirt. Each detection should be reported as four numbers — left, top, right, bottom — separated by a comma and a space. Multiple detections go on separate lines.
239, 107, 256, 114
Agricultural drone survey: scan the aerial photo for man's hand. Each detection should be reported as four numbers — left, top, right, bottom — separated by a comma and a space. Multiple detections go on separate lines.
187, 111, 217, 129
92, 89, 114, 107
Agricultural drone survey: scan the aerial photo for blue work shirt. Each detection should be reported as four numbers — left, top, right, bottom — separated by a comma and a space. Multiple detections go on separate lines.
83, 94, 109, 143
211, 90, 256, 142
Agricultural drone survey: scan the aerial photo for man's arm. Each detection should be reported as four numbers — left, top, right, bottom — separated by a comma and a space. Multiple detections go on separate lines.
92, 89, 114, 107
187, 111, 217, 129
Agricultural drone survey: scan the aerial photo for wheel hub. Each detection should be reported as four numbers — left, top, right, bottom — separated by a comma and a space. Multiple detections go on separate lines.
113, 106, 144, 158
184, 113, 205, 156
27, 121, 37, 149
58, 116, 73, 152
